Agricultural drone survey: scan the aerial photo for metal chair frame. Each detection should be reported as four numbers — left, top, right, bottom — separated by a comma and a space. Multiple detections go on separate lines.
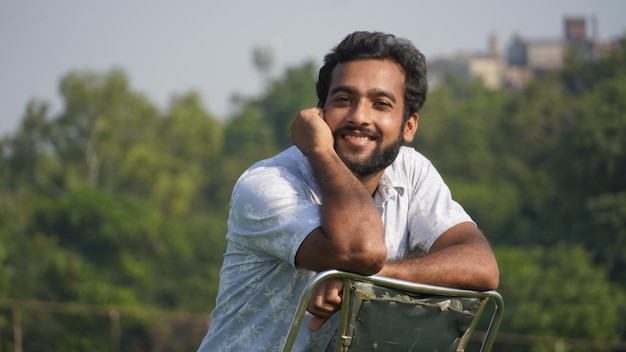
282, 270, 504, 352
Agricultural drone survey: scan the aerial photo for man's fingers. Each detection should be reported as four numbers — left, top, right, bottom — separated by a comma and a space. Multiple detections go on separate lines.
326, 279, 343, 305
307, 298, 337, 316
305, 278, 345, 332
316, 106, 325, 120
308, 316, 328, 332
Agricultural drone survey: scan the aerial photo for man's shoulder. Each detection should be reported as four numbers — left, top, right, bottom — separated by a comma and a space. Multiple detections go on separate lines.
235, 146, 311, 190
242, 146, 303, 176
382, 146, 435, 189
392, 146, 431, 169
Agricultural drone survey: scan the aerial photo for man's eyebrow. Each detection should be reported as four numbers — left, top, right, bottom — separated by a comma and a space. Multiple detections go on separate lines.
368, 88, 398, 103
329, 85, 356, 96
329, 85, 398, 103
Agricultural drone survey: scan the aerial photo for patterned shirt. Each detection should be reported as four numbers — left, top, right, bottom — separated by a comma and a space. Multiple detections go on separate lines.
197, 146, 473, 352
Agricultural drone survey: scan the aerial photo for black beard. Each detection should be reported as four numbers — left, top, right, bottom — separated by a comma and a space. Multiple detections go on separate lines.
333, 126, 404, 178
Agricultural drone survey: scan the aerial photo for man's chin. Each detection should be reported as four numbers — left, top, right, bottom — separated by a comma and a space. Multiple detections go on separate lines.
337, 155, 381, 178
335, 143, 374, 158
336, 152, 371, 169
344, 149, 402, 177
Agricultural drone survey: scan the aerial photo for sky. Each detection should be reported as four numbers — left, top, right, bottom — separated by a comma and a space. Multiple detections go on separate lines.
1, 0, 625, 137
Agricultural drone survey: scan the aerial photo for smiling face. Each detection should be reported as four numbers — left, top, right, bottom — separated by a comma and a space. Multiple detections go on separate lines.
322, 59, 418, 178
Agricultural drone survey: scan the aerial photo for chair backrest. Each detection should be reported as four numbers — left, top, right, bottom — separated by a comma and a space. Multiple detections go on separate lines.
282, 270, 504, 352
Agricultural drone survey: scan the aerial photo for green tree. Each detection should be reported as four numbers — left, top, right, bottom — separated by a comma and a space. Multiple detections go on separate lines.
257, 60, 318, 149
1, 39, 625, 349
568, 68, 626, 283
0, 100, 68, 202
411, 78, 520, 243
48, 68, 159, 192
497, 41, 626, 277
2, 189, 212, 351
497, 72, 574, 245
496, 245, 625, 351
211, 60, 319, 211
118, 91, 224, 217
587, 192, 626, 284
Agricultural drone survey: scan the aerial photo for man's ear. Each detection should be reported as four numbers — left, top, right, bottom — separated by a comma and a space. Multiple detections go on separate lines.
402, 113, 419, 143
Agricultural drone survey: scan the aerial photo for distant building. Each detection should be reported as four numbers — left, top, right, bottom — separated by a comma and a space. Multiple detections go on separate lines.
428, 33, 506, 89
427, 16, 622, 90
507, 36, 565, 70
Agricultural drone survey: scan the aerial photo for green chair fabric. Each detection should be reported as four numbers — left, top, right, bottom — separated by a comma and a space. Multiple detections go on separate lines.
282, 270, 503, 352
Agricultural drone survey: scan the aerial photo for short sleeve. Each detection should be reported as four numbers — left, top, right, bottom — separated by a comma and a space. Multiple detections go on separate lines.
406, 156, 474, 253
227, 164, 322, 267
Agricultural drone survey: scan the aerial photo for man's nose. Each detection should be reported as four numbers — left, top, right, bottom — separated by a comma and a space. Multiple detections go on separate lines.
347, 102, 371, 126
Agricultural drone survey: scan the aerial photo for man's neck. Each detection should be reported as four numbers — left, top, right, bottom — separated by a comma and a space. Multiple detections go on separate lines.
358, 171, 385, 196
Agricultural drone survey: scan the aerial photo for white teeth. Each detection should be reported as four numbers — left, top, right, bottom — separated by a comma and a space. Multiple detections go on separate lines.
345, 135, 369, 141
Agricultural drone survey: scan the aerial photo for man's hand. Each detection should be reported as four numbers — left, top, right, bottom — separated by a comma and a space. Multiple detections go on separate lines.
290, 107, 334, 158
307, 278, 344, 332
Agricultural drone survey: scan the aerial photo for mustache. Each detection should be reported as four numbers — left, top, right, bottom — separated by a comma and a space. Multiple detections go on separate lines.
333, 125, 381, 140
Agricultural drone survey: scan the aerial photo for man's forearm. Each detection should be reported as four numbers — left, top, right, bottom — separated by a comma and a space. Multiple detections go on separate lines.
291, 107, 387, 274
308, 148, 387, 273
377, 223, 499, 290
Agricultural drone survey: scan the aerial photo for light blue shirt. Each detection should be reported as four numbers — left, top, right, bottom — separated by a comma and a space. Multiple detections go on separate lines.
197, 146, 473, 352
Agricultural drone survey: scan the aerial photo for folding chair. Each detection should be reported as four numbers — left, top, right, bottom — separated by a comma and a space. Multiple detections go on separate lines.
282, 270, 504, 352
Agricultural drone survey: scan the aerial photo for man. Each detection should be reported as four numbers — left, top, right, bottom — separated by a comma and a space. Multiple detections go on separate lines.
197, 31, 499, 352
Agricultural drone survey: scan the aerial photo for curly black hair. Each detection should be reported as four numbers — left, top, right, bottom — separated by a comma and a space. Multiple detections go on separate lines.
316, 31, 428, 122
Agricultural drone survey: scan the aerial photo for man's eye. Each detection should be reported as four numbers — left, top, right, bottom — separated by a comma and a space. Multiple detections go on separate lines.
333, 97, 351, 105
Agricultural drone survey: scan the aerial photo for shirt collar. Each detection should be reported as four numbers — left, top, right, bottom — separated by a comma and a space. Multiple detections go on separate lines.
295, 146, 405, 201
377, 170, 405, 201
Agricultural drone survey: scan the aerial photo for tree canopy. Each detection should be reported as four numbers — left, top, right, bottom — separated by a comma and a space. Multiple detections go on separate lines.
1, 41, 625, 351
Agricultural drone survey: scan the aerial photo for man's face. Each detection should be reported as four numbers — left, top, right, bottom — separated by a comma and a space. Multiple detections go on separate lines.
322, 59, 418, 178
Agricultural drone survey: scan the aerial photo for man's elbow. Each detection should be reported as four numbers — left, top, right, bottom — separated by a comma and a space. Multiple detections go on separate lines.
339, 244, 388, 275
361, 247, 388, 275
479, 264, 500, 291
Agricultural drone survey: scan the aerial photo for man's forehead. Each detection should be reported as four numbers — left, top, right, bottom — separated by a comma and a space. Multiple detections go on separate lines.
329, 59, 406, 96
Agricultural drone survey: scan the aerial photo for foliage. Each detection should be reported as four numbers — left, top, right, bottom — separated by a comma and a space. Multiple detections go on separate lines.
412, 78, 520, 242
256, 60, 318, 149
497, 245, 625, 351
0, 42, 625, 350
